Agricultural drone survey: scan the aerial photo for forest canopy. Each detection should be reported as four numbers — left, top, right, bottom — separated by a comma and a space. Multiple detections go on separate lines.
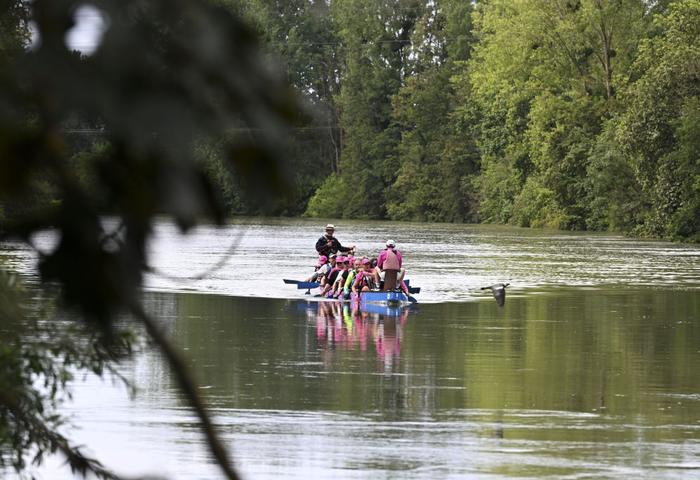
230, 0, 698, 240
2, 0, 698, 240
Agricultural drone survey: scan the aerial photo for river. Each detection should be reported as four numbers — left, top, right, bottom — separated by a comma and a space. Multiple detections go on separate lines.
2, 218, 700, 479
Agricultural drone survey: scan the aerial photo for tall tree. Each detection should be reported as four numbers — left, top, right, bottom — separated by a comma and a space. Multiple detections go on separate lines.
305, 0, 422, 219
386, 0, 479, 222
614, 0, 700, 239
465, 0, 648, 229
195, 0, 343, 215
0, 1, 30, 59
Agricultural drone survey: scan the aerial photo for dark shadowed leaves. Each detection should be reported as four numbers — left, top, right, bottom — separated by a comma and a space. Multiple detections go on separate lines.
1, 0, 302, 331
0, 1, 301, 476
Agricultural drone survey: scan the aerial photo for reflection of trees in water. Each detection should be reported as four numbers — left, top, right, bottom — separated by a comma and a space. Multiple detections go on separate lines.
314, 301, 409, 372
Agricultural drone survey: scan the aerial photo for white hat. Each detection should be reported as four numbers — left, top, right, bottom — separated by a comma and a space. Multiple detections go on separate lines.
386, 239, 396, 247
325, 224, 335, 230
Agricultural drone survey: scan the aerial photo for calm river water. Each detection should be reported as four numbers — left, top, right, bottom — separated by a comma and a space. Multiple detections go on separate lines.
3, 218, 700, 479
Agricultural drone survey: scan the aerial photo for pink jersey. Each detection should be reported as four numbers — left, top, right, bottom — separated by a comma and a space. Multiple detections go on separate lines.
377, 248, 402, 270
353, 271, 373, 290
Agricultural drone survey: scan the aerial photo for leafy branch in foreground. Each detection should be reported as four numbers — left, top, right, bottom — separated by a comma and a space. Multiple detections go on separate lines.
1, 0, 301, 478
0, 271, 134, 479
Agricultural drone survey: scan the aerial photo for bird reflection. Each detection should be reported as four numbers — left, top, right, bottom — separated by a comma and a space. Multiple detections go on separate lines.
481, 283, 510, 307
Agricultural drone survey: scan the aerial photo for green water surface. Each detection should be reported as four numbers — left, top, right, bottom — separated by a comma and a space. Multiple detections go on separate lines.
127, 286, 700, 479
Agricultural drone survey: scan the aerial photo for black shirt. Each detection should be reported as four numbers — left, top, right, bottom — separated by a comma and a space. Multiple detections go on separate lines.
315, 234, 352, 256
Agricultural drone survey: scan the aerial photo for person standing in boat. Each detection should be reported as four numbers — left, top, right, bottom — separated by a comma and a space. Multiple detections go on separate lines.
376, 240, 405, 292
315, 224, 355, 257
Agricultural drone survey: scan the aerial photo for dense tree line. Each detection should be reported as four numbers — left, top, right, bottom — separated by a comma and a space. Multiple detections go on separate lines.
2, 0, 696, 239
229, 0, 698, 240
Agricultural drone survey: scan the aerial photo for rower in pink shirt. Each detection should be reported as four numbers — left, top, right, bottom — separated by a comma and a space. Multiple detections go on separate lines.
376, 240, 407, 292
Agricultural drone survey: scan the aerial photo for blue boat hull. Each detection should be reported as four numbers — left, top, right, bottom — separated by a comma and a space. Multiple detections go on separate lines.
358, 291, 409, 306
284, 279, 419, 302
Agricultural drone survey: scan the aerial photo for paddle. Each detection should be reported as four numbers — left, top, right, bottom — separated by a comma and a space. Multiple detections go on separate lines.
283, 279, 301, 284
407, 294, 418, 304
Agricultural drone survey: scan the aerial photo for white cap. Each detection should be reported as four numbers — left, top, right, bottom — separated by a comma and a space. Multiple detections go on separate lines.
386, 239, 396, 247
325, 224, 335, 230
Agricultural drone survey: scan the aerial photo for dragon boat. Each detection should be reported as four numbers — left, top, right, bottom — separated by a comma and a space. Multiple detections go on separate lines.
283, 279, 420, 305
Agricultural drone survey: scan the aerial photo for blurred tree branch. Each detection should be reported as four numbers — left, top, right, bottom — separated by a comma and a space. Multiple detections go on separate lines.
1, 0, 301, 478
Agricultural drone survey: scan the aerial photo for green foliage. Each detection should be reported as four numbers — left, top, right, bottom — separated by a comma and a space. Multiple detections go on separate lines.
614, 0, 700, 239
212, 0, 700, 240
0, 0, 30, 60
477, 155, 522, 224
512, 177, 566, 228
302, 173, 350, 218
465, 0, 649, 230
303, 0, 423, 219
232, 0, 343, 208
586, 123, 646, 232
215, 0, 700, 240
652, 99, 700, 240
524, 91, 605, 229
0, 269, 135, 478
441, 0, 474, 62
0, 0, 301, 477
387, 62, 479, 222
332, 0, 481, 223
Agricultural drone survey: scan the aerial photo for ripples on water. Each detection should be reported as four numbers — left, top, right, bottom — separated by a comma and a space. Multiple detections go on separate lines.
25, 288, 699, 480
2, 219, 700, 479
4, 218, 697, 302
129, 219, 700, 301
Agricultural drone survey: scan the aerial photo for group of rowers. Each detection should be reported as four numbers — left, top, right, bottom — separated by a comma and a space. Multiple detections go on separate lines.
307, 223, 409, 299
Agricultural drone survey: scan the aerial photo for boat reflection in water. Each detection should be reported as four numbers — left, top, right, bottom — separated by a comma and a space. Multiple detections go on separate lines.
312, 300, 412, 371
